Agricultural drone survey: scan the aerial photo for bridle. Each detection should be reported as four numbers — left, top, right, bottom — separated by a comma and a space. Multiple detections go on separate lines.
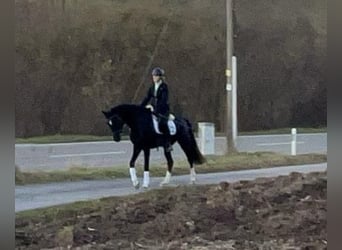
107, 115, 124, 135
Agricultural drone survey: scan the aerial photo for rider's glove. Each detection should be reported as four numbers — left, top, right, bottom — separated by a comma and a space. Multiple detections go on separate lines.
145, 105, 154, 112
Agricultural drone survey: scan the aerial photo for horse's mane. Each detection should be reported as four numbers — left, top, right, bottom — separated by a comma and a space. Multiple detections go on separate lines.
108, 104, 149, 116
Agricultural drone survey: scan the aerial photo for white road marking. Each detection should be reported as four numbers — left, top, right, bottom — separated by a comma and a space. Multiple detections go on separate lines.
257, 142, 305, 146
49, 151, 126, 158
16, 141, 131, 147
238, 133, 326, 138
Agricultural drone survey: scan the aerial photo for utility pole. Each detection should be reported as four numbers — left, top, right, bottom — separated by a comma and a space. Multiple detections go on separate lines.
226, 0, 236, 153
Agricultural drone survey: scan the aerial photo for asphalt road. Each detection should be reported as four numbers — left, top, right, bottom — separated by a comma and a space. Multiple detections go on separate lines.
15, 133, 327, 171
15, 163, 327, 212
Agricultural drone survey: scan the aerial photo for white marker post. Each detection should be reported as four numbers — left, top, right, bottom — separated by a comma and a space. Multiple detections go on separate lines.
291, 128, 297, 156
232, 56, 238, 147
198, 122, 215, 155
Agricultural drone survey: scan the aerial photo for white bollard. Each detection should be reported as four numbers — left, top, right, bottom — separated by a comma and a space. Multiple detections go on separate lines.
198, 122, 215, 155
291, 128, 297, 156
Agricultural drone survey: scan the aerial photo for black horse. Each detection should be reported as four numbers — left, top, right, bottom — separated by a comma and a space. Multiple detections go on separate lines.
102, 104, 205, 188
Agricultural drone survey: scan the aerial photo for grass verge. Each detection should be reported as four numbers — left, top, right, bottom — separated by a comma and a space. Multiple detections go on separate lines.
16, 127, 326, 144
15, 134, 114, 144
15, 152, 326, 185
15, 187, 170, 220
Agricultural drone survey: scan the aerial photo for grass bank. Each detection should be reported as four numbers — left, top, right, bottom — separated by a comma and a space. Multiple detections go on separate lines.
16, 127, 326, 144
15, 152, 326, 185
15, 134, 114, 144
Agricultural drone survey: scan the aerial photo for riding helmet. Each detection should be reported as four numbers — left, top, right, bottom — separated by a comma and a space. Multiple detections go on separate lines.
151, 67, 165, 76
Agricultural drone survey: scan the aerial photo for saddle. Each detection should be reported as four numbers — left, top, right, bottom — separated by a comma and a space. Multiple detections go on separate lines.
145, 105, 176, 135
152, 114, 176, 135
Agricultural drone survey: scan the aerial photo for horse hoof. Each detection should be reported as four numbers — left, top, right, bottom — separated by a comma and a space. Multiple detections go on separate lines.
160, 182, 169, 187
143, 185, 149, 189
133, 181, 140, 189
190, 180, 196, 185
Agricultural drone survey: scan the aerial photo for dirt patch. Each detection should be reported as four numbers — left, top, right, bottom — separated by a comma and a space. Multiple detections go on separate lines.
16, 171, 326, 249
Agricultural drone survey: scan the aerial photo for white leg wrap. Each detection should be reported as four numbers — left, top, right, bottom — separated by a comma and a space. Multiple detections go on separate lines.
129, 168, 139, 188
143, 171, 150, 188
190, 168, 196, 184
160, 171, 171, 186
129, 168, 137, 182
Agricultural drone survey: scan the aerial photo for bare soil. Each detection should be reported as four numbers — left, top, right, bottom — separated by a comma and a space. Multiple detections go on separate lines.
16, 171, 326, 250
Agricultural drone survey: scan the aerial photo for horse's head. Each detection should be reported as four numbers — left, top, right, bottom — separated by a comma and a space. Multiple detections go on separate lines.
102, 110, 124, 142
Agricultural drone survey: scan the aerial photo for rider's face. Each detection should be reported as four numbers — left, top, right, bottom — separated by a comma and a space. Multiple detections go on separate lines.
152, 75, 161, 83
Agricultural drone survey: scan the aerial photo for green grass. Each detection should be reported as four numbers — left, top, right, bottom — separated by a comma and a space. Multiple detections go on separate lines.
16, 198, 104, 221
15, 134, 114, 144
16, 127, 326, 144
15, 152, 327, 185
16, 185, 185, 221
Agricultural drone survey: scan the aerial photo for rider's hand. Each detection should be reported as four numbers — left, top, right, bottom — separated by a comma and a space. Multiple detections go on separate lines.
145, 105, 154, 112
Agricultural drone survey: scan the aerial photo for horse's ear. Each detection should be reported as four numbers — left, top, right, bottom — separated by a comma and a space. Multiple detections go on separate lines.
102, 110, 110, 119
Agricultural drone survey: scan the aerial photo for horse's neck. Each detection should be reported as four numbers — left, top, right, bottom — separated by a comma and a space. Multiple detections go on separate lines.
116, 105, 138, 129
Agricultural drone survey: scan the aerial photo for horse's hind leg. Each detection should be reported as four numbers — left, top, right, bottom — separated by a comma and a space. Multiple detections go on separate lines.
177, 136, 196, 184
129, 145, 141, 189
189, 165, 196, 184
160, 150, 174, 186
142, 148, 150, 188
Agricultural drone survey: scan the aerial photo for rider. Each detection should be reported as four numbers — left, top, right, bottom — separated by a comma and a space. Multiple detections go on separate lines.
141, 67, 173, 152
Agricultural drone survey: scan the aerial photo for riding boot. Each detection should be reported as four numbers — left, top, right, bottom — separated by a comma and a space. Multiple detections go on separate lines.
159, 118, 173, 152
164, 129, 173, 152
165, 136, 173, 152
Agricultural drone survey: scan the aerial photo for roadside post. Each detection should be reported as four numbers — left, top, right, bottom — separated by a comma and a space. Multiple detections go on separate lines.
291, 128, 297, 156
198, 122, 215, 155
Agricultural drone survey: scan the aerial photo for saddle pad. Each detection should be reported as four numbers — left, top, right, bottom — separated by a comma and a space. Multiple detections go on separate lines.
152, 115, 177, 135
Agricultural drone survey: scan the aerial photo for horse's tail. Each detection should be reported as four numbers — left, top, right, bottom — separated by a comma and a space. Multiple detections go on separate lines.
185, 119, 206, 165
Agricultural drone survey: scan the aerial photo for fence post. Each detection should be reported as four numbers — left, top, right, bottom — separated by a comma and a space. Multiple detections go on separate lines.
291, 128, 297, 156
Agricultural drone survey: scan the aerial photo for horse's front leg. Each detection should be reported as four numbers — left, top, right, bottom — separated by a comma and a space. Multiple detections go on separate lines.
190, 166, 196, 185
129, 145, 141, 189
142, 148, 150, 188
160, 149, 174, 186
